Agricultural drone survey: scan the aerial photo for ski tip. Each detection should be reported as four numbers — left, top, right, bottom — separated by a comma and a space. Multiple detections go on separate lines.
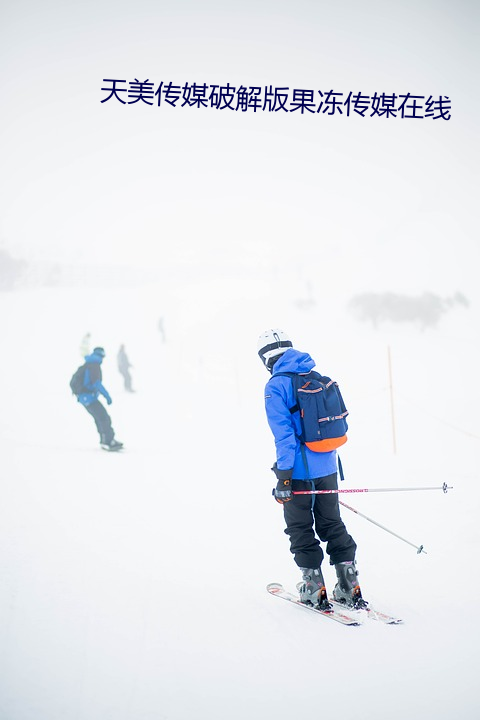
366, 607, 404, 624
266, 583, 284, 593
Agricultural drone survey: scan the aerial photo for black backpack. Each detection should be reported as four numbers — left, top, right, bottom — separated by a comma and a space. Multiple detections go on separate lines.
70, 364, 87, 395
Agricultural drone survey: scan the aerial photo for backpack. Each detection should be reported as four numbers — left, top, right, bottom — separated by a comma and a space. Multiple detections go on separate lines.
276, 371, 348, 452
70, 364, 87, 395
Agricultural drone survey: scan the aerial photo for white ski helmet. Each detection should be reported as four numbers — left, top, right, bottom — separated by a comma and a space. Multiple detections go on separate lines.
257, 329, 293, 369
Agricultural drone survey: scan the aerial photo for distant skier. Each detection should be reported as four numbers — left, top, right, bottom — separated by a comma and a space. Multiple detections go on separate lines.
71, 346, 123, 451
158, 316, 166, 343
80, 332, 91, 358
258, 328, 366, 610
117, 344, 134, 392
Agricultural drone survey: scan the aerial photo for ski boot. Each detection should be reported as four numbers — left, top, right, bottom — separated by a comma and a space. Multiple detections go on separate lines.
333, 561, 368, 609
101, 439, 124, 452
297, 568, 332, 611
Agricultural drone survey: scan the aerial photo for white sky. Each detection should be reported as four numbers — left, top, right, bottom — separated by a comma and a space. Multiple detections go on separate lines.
1, 0, 479, 298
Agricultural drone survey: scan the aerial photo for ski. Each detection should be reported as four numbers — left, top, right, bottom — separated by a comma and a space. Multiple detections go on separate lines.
267, 583, 361, 626
328, 598, 403, 625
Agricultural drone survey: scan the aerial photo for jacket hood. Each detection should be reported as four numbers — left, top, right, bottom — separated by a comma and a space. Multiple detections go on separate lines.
271, 348, 315, 375
85, 352, 103, 364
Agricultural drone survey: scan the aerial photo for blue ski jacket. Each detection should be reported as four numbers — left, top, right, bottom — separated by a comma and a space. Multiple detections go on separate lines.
77, 351, 112, 407
264, 348, 337, 480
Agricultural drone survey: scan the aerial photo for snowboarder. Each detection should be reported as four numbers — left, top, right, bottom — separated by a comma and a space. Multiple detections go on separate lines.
74, 346, 123, 451
258, 328, 366, 610
117, 344, 134, 392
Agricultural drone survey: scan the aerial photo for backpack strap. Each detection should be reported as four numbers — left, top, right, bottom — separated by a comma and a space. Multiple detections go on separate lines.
273, 371, 310, 415
299, 443, 310, 480
273, 371, 308, 466
275, 370, 322, 415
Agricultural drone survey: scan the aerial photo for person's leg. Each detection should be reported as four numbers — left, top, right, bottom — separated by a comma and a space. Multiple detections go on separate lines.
312, 473, 356, 565
85, 401, 114, 444
312, 473, 366, 606
121, 369, 133, 391
283, 480, 324, 569
284, 480, 331, 606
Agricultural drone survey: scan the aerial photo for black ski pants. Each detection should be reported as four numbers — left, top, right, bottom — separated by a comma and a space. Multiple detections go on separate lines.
83, 400, 114, 444
283, 472, 356, 569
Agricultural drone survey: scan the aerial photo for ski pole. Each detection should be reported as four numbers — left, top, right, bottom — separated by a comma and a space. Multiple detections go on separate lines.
292, 482, 452, 496
338, 499, 427, 554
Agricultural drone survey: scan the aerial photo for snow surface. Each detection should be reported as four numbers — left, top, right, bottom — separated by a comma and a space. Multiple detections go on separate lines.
1, 278, 478, 720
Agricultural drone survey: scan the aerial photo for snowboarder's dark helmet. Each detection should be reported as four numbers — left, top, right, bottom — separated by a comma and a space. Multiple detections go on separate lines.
93, 346, 106, 358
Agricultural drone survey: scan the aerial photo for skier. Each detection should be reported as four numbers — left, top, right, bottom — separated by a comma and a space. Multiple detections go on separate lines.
117, 344, 134, 392
258, 329, 366, 610
80, 332, 91, 358
158, 316, 166, 343
75, 346, 123, 451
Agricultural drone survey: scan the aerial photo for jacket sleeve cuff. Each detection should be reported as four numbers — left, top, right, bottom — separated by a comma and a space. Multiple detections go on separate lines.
272, 465, 293, 481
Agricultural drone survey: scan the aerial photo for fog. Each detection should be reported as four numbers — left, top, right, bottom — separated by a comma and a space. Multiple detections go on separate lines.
1, 0, 478, 296
1, 2, 479, 719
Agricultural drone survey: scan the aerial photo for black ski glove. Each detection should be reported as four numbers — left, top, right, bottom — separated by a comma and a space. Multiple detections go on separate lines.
271, 464, 293, 504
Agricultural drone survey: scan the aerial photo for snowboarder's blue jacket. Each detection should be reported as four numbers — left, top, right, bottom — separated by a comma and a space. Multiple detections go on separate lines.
264, 348, 337, 480
77, 351, 112, 407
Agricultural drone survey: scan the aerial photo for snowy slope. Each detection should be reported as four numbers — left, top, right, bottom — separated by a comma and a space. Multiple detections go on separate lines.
0, 277, 478, 720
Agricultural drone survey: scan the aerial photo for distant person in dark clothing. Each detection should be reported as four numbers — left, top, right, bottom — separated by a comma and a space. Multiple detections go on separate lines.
75, 347, 123, 451
117, 344, 134, 392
